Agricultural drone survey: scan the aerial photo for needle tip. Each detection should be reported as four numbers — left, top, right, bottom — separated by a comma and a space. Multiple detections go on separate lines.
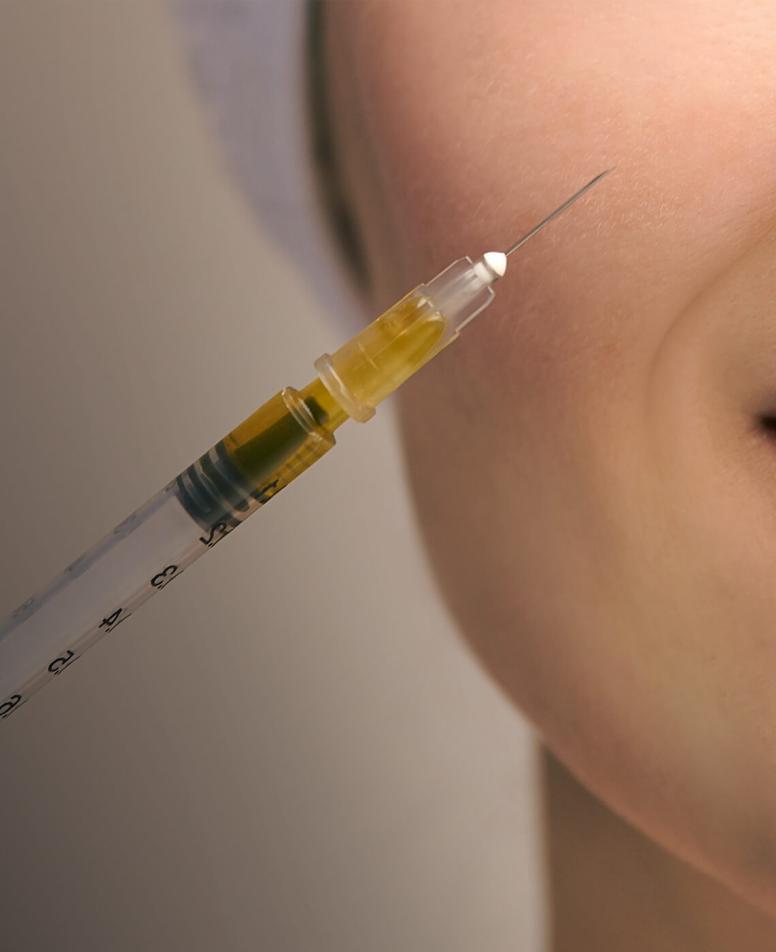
503, 167, 614, 259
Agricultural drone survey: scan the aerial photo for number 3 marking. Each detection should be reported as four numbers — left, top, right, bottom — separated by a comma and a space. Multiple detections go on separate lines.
151, 564, 179, 589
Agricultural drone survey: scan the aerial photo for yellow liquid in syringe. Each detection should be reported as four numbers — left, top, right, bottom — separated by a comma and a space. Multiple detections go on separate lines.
217, 290, 449, 500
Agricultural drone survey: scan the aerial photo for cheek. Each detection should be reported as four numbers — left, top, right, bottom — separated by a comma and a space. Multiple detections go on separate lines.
399, 350, 758, 913
342, 0, 776, 913
397, 225, 776, 912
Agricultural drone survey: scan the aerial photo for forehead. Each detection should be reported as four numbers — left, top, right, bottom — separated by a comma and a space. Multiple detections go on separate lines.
332, 0, 775, 257
328, 0, 776, 335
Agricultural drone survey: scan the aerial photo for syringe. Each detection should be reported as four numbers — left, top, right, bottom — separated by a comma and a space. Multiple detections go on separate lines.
0, 171, 610, 721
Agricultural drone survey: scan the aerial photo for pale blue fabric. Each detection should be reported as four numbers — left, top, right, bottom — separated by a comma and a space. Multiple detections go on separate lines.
172, 0, 360, 328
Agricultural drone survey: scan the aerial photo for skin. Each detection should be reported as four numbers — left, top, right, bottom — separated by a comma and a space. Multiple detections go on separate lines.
324, 0, 776, 946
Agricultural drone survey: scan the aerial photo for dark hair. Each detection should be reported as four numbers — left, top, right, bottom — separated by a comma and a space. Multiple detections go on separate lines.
306, 0, 370, 293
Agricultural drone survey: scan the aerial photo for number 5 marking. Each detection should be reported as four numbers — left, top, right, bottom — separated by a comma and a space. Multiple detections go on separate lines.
199, 522, 229, 548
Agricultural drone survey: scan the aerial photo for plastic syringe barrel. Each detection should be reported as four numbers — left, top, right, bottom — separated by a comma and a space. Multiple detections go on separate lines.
0, 255, 500, 720
0, 387, 335, 719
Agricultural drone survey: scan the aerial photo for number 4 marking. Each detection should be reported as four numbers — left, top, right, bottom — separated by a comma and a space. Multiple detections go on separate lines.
99, 608, 130, 632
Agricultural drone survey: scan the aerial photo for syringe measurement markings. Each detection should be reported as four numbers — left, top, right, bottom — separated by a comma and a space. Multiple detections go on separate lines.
0, 518, 235, 719
48, 649, 77, 675
1, 492, 175, 638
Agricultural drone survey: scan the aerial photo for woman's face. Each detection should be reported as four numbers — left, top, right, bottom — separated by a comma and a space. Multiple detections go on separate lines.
325, 0, 776, 914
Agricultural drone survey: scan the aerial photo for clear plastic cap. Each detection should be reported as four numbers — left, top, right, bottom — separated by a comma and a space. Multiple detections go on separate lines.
421, 252, 506, 334
314, 254, 506, 422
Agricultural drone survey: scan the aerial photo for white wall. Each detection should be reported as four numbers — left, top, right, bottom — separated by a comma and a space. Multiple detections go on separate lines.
0, 3, 545, 949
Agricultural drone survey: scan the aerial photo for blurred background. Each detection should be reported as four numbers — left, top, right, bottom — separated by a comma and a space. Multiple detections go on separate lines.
0, 2, 545, 949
